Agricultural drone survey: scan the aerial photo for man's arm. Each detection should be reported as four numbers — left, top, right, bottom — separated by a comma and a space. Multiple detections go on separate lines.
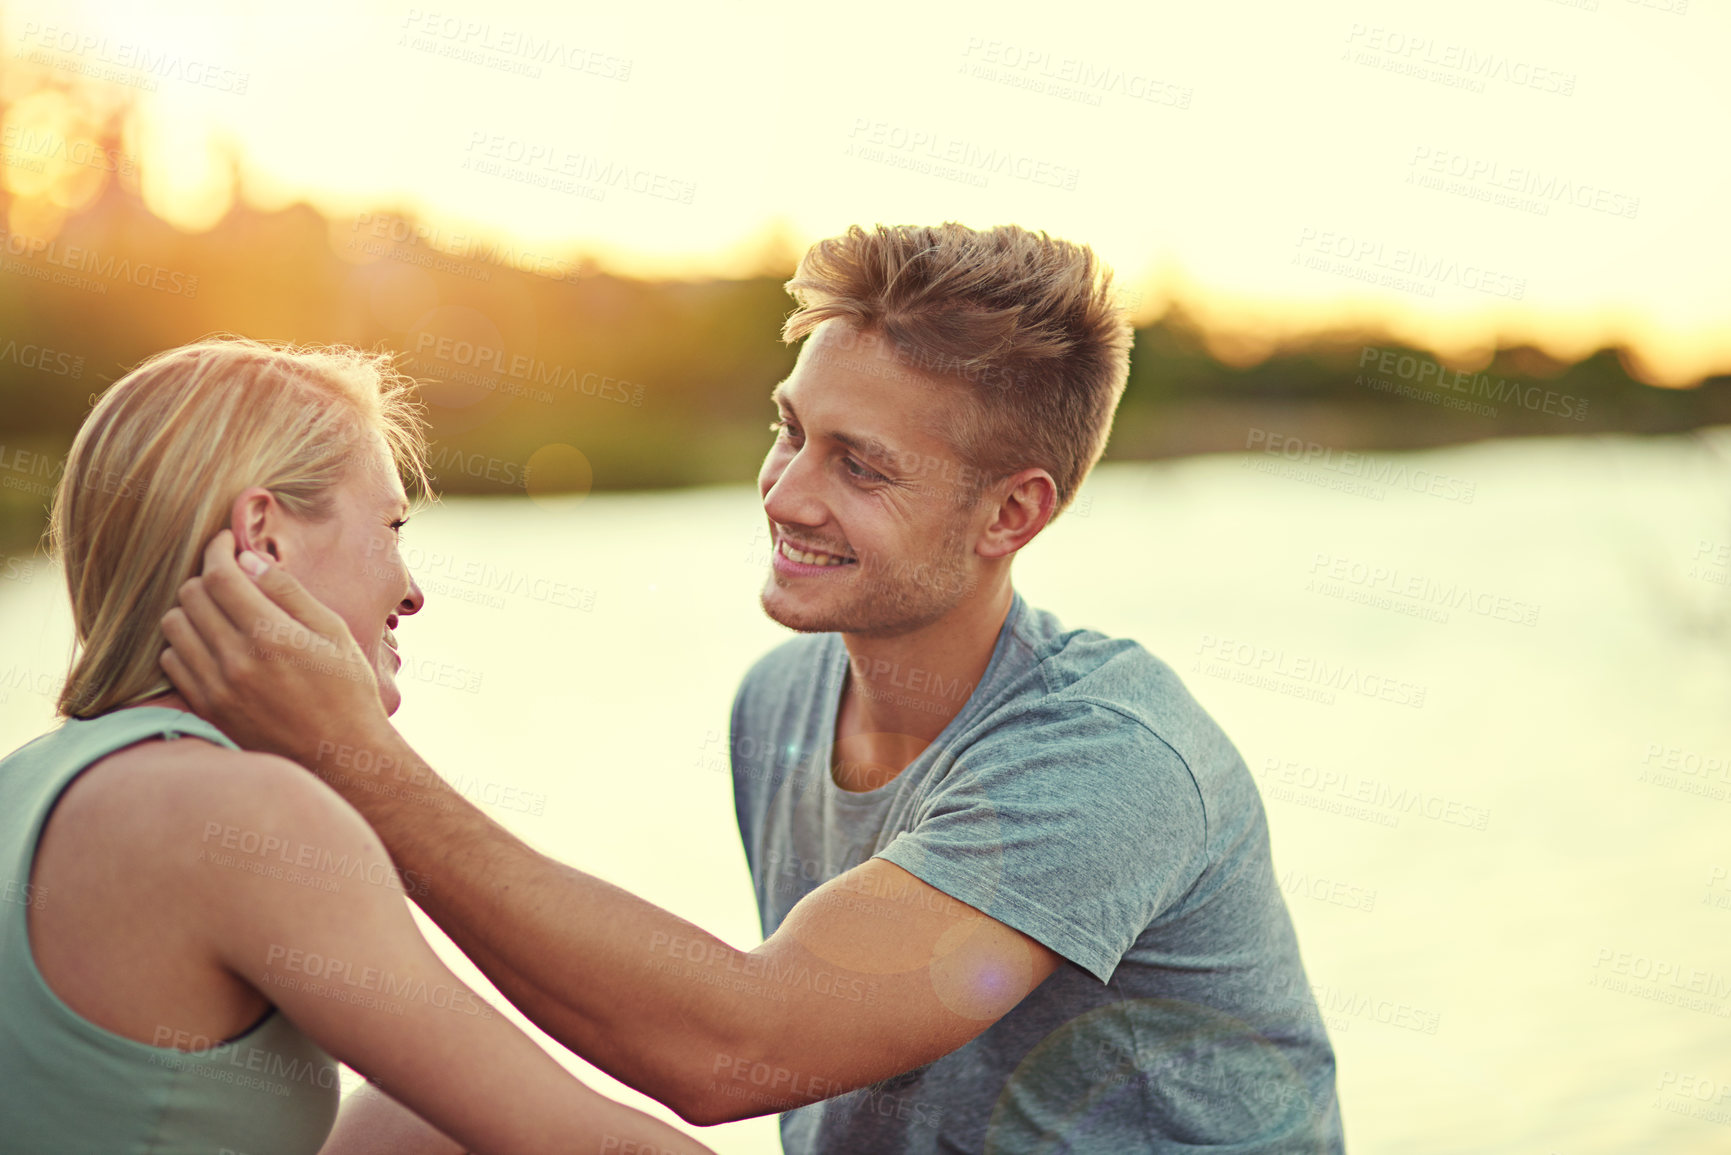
318, 1083, 466, 1155
161, 532, 1065, 1125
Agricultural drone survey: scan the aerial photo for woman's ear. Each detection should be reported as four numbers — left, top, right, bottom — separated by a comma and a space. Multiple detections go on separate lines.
229, 487, 283, 562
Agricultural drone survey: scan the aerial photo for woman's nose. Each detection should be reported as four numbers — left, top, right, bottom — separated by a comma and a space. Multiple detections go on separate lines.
400, 577, 425, 616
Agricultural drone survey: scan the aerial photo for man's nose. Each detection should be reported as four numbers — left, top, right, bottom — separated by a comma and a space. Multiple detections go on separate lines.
761, 447, 827, 528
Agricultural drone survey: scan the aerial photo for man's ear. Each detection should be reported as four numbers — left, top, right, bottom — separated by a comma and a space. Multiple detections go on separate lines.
229, 487, 285, 562
976, 468, 1057, 561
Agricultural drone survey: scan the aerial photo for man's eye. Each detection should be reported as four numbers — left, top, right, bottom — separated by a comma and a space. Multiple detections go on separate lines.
770, 419, 800, 440
843, 458, 885, 483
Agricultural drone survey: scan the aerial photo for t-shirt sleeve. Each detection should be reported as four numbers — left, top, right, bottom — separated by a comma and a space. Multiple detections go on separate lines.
728, 674, 758, 875
876, 697, 1207, 983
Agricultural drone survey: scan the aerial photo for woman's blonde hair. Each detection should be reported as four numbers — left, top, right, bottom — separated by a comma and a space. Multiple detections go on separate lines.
47, 336, 433, 719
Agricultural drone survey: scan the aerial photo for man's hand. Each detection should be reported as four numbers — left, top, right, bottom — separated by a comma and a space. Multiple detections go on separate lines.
160, 528, 390, 766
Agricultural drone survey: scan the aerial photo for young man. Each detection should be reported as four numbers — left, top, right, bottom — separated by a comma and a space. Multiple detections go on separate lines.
160, 223, 1343, 1153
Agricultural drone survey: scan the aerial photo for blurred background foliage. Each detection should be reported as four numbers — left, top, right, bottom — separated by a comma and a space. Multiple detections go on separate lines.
3, 79, 1727, 559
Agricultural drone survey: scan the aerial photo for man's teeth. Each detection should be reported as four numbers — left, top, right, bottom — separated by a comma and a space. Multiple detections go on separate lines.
780, 540, 853, 567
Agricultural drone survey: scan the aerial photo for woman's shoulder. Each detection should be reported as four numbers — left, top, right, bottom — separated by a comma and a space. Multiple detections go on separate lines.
58, 735, 368, 869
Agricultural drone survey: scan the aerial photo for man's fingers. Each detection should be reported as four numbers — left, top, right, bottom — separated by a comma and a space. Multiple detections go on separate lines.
198, 528, 352, 647
160, 605, 221, 706
176, 571, 266, 665
198, 529, 302, 637
158, 646, 207, 717
249, 559, 355, 646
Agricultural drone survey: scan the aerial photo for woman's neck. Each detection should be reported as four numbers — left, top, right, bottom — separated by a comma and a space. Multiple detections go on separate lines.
119, 690, 194, 714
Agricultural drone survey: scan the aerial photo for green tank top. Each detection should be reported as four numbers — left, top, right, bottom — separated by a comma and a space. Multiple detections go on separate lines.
0, 706, 341, 1154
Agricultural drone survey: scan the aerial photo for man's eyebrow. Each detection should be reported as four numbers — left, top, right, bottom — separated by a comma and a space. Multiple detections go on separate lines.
831, 430, 904, 468
772, 388, 906, 469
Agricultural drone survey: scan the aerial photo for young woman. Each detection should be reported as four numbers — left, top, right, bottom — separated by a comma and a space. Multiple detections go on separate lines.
0, 337, 715, 1155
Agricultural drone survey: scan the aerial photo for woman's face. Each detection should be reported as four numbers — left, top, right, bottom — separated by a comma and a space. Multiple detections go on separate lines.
231, 431, 424, 715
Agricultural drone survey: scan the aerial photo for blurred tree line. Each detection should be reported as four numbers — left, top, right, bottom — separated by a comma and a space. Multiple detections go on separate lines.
2, 81, 1727, 559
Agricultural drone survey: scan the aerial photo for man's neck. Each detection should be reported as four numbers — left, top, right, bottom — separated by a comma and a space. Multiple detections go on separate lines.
830, 580, 1014, 790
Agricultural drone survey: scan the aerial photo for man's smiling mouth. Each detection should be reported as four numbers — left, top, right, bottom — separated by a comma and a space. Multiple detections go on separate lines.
777, 537, 857, 567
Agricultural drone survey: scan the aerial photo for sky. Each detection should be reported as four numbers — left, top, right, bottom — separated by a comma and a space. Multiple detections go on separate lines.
2, 0, 1727, 383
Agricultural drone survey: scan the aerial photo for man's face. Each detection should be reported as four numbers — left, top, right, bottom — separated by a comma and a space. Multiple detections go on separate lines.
756, 321, 986, 637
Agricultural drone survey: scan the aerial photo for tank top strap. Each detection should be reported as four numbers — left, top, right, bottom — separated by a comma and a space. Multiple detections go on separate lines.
67, 705, 241, 760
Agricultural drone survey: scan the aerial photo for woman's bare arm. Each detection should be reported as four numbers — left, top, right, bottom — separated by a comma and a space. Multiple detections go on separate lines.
318, 1081, 466, 1155
131, 746, 715, 1155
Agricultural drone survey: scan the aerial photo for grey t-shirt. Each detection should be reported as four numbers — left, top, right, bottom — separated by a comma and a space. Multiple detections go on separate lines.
729, 591, 1343, 1154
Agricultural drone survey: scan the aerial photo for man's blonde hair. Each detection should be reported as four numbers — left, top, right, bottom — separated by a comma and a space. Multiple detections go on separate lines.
48, 336, 432, 719
781, 222, 1133, 514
